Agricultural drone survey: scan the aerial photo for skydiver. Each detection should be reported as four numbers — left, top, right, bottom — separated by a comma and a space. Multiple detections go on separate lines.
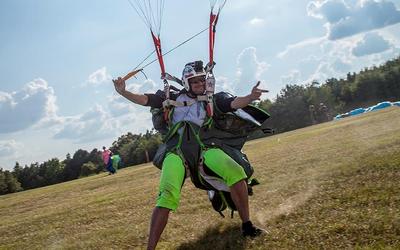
113, 61, 268, 250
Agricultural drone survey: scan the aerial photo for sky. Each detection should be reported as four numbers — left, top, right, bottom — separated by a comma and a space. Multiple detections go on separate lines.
1, 0, 400, 170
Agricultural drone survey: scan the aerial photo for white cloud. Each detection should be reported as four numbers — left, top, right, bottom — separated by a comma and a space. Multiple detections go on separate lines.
205, 47, 269, 96
276, 29, 386, 85
49, 93, 151, 143
0, 140, 21, 157
305, 56, 352, 83
352, 32, 392, 56
107, 94, 132, 117
306, 61, 332, 83
307, 0, 400, 40
139, 78, 158, 93
307, 0, 350, 22
281, 53, 351, 86
85, 67, 112, 85
229, 0, 261, 11
277, 36, 326, 58
0, 79, 58, 134
53, 104, 117, 143
234, 47, 269, 95
249, 17, 266, 26
117, 111, 152, 135
281, 70, 302, 85
105, 78, 159, 118
276, 35, 356, 84
332, 58, 352, 72
215, 76, 234, 93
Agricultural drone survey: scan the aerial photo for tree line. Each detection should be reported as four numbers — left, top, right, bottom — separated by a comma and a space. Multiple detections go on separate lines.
258, 56, 400, 134
1, 56, 399, 195
0, 131, 162, 195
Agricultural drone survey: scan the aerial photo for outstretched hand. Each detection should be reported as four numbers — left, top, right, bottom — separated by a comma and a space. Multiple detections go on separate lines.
248, 81, 268, 101
112, 77, 126, 95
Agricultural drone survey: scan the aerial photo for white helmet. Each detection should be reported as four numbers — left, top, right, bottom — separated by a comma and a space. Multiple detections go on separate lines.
182, 61, 207, 91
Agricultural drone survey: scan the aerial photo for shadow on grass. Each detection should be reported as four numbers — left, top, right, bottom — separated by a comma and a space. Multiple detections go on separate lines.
176, 224, 247, 250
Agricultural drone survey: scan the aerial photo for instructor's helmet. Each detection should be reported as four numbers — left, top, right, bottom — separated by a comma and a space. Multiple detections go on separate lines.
182, 60, 207, 92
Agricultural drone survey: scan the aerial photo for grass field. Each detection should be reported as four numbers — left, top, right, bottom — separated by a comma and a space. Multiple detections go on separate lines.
1, 107, 399, 250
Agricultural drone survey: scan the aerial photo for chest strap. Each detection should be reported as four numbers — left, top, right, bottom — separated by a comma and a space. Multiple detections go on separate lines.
162, 95, 208, 108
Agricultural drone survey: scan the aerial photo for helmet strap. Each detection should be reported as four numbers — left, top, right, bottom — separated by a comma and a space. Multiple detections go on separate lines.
187, 89, 197, 98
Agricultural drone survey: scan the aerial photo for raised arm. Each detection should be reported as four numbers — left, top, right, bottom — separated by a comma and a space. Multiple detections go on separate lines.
113, 77, 148, 106
230, 81, 268, 109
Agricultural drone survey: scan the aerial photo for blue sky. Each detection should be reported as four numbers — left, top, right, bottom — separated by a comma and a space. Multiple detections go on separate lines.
1, 0, 400, 170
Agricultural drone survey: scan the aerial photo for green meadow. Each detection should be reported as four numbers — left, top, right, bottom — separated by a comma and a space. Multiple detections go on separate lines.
1, 107, 399, 249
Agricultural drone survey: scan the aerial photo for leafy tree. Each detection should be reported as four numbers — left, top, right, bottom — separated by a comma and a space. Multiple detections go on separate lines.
4, 170, 22, 193
39, 158, 64, 185
80, 162, 97, 177
62, 149, 90, 181
0, 170, 7, 194
0, 168, 22, 195
266, 84, 310, 133
86, 149, 103, 173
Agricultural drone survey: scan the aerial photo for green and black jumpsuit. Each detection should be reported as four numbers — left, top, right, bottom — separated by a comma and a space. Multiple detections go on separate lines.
144, 91, 248, 211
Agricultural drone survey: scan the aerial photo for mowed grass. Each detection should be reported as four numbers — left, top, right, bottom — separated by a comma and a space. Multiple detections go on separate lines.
1, 107, 400, 250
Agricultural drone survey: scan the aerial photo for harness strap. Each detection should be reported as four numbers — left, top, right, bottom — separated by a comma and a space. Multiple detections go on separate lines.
162, 99, 196, 108
196, 95, 208, 101
205, 76, 215, 117
162, 95, 208, 108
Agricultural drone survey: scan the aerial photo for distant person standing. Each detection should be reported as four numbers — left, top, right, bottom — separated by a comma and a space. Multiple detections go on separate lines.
102, 146, 115, 174
111, 154, 121, 172
317, 102, 330, 123
309, 104, 316, 125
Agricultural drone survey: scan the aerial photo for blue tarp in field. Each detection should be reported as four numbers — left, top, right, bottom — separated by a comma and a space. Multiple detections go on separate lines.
368, 101, 392, 111
334, 101, 399, 120
392, 101, 400, 107
349, 108, 366, 116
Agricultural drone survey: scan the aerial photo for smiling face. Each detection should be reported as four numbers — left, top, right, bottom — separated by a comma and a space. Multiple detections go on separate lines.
188, 75, 206, 95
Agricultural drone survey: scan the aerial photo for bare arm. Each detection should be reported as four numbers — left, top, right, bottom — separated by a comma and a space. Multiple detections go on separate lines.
113, 77, 148, 106
230, 81, 268, 109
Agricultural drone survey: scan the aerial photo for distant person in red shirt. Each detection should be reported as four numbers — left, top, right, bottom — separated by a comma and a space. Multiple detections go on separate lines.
102, 146, 115, 174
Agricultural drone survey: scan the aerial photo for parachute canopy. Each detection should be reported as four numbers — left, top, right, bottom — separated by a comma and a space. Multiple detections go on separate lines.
124, 0, 228, 91
210, 0, 227, 14
128, 0, 165, 36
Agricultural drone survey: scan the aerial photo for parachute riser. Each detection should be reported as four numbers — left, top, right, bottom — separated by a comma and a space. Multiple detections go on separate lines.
162, 78, 172, 122
151, 30, 166, 76
205, 70, 215, 117
149, 29, 172, 122
209, 0, 226, 66
209, 13, 219, 67
207, 1, 226, 117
